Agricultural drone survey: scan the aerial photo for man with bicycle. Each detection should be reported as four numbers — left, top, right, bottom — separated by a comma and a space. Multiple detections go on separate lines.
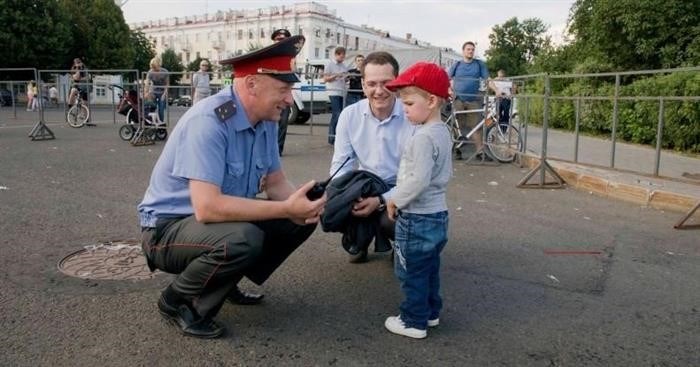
448, 41, 489, 160
68, 58, 87, 107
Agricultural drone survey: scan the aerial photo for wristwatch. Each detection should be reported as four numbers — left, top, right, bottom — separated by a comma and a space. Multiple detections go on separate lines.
376, 195, 386, 212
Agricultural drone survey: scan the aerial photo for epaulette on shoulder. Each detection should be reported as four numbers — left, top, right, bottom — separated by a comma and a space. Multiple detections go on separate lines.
214, 100, 237, 122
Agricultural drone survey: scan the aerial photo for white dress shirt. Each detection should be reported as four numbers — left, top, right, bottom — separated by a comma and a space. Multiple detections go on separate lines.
329, 98, 415, 200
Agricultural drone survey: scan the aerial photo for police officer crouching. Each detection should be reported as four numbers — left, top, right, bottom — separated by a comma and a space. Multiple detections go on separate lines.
137, 35, 326, 339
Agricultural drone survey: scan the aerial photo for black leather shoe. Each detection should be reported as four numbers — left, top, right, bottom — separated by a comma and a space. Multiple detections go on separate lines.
158, 295, 225, 339
348, 248, 368, 263
226, 287, 264, 305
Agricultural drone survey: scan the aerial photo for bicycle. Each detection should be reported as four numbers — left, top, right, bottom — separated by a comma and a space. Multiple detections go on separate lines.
443, 96, 522, 163
66, 87, 91, 128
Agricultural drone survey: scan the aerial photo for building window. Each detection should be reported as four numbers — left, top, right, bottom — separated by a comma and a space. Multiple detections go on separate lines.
336, 32, 340, 44
237, 30, 243, 40
326, 28, 331, 38
298, 27, 303, 36
196, 51, 200, 59
314, 47, 319, 58
324, 49, 330, 58
186, 52, 190, 63
248, 29, 253, 39
260, 28, 265, 38
96, 87, 105, 97
355, 37, 359, 50
315, 28, 321, 38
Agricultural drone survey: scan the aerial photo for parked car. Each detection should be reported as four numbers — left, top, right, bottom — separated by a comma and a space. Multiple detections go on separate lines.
0, 89, 15, 106
173, 95, 192, 107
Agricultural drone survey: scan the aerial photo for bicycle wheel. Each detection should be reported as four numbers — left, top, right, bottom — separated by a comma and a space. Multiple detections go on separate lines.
67, 104, 89, 128
486, 124, 522, 163
155, 128, 168, 141
118, 124, 135, 141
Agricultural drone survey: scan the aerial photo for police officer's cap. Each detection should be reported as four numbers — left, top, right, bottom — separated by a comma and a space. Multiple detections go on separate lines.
220, 35, 304, 83
271, 28, 291, 41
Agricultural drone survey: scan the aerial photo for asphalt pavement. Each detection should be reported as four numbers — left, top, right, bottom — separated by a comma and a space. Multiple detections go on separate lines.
1, 107, 699, 366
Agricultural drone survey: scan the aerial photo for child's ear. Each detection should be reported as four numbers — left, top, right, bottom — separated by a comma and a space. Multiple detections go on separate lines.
428, 94, 440, 109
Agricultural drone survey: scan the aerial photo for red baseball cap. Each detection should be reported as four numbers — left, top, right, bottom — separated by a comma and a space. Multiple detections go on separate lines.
385, 62, 450, 99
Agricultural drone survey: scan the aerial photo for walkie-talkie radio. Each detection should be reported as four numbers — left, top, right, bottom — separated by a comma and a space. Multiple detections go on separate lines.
306, 156, 351, 200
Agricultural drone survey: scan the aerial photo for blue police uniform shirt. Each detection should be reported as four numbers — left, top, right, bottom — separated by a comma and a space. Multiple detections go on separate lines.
137, 86, 281, 227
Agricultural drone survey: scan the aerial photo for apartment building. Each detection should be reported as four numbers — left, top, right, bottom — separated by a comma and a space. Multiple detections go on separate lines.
129, 2, 444, 74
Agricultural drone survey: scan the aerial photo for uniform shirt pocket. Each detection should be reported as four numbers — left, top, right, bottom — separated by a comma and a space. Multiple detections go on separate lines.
223, 161, 245, 196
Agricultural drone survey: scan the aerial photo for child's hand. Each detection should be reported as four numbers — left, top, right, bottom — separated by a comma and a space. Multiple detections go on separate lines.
387, 200, 398, 221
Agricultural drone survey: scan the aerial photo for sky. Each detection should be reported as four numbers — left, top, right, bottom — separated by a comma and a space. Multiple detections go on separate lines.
120, 0, 576, 57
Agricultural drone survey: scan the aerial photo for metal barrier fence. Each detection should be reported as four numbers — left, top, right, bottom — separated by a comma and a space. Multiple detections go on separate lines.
0, 68, 55, 140
507, 67, 700, 184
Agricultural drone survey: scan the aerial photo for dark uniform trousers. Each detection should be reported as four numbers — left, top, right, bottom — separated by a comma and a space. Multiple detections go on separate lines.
142, 215, 316, 318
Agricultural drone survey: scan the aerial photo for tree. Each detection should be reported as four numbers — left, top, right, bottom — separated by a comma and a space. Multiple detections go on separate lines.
568, 0, 700, 70
130, 30, 156, 74
186, 57, 210, 72
60, 0, 134, 70
485, 17, 551, 76
0, 0, 72, 72
160, 48, 184, 85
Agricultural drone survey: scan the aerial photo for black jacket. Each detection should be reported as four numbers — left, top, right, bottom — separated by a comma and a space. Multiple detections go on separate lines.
321, 170, 392, 254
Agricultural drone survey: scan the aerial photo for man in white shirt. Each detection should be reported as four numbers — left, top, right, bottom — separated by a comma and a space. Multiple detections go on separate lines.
329, 51, 415, 263
324, 47, 348, 145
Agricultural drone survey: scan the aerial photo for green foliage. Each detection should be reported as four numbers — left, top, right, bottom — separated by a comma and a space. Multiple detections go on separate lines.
186, 57, 210, 72
160, 49, 184, 86
131, 30, 156, 74
0, 0, 72, 74
521, 73, 700, 153
61, 0, 134, 70
568, 0, 700, 71
485, 17, 551, 76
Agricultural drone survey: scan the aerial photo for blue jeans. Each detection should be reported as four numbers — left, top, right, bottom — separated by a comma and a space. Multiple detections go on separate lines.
154, 94, 166, 122
328, 95, 344, 144
393, 210, 448, 330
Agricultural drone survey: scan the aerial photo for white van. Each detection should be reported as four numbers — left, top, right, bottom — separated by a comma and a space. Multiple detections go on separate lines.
290, 59, 332, 123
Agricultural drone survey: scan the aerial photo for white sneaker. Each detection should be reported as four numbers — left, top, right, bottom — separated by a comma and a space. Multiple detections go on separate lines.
384, 316, 427, 339
428, 318, 440, 327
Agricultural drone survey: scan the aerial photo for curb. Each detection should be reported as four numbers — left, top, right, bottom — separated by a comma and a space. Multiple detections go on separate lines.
520, 154, 700, 213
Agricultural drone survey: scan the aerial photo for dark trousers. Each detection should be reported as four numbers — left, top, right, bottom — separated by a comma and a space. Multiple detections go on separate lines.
328, 95, 344, 145
497, 98, 511, 124
142, 216, 316, 318
278, 107, 290, 155
345, 93, 363, 107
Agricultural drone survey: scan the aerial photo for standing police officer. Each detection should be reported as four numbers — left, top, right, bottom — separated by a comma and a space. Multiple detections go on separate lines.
138, 35, 325, 339
271, 28, 293, 155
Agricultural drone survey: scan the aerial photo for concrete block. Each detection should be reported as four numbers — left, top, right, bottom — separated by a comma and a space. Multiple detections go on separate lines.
577, 174, 609, 196
649, 191, 698, 212
607, 182, 650, 206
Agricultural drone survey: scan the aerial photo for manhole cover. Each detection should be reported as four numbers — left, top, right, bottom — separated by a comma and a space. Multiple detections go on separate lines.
58, 240, 160, 281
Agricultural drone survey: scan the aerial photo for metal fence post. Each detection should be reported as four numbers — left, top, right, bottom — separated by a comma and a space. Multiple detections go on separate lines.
574, 97, 581, 163
654, 97, 665, 176
610, 74, 620, 168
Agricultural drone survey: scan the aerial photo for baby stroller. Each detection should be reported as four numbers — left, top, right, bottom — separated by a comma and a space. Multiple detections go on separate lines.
111, 85, 167, 141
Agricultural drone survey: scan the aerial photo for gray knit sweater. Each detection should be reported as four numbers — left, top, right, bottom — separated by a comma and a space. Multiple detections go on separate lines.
391, 121, 452, 213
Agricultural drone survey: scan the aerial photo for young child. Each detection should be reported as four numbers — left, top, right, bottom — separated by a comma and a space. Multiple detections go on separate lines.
383, 62, 453, 339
